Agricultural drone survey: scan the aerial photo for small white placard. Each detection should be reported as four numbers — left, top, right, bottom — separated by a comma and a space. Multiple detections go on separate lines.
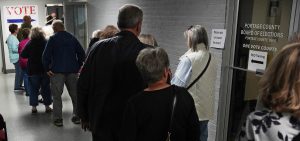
247, 50, 268, 71
210, 29, 226, 49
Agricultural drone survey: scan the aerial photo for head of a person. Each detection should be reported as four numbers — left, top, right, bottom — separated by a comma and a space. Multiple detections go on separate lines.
260, 43, 300, 117
23, 15, 32, 24
9, 24, 18, 34
29, 27, 45, 40
51, 12, 57, 18
117, 4, 143, 36
138, 34, 158, 47
184, 25, 208, 51
136, 47, 170, 85
92, 29, 102, 38
52, 20, 65, 33
21, 28, 31, 39
100, 25, 119, 39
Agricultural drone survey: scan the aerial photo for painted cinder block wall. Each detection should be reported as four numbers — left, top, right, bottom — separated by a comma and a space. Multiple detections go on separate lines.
87, 0, 226, 140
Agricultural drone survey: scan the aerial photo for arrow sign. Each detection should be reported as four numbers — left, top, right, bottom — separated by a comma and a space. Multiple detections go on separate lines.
251, 59, 263, 64
247, 50, 268, 71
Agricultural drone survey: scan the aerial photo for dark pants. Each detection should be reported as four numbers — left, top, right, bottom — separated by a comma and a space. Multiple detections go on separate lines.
22, 68, 30, 95
13, 62, 23, 90
200, 120, 209, 141
28, 74, 52, 106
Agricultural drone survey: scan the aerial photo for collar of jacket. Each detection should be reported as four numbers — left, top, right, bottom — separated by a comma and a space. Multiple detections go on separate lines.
116, 30, 138, 39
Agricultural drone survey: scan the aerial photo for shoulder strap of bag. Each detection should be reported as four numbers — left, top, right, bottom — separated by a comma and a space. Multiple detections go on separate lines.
166, 86, 177, 141
187, 53, 211, 90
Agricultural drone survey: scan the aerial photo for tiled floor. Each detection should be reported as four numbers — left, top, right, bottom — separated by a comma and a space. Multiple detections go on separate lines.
0, 73, 92, 141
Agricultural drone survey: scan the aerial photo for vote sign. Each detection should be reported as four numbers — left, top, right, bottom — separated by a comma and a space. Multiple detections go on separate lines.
1, 5, 39, 70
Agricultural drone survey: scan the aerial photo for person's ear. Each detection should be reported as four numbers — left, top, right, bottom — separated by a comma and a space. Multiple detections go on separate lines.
136, 21, 142, 35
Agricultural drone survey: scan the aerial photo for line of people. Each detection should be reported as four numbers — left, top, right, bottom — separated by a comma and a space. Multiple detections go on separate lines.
77, 4, 217, 141
6, 19, 85, 126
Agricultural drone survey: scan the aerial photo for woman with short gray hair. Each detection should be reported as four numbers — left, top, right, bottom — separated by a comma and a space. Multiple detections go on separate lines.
172, 25, 217, 141
121, 47, 200, 141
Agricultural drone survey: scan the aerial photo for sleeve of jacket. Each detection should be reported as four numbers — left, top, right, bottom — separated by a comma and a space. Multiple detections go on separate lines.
42, 37, 54, 71
186, 91, 201, 141
75, 38, 86, 67
77, 50, 94, 122
21, 41, 30, 58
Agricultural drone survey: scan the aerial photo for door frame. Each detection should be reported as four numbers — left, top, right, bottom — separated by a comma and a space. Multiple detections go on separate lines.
216, 0, 300, 140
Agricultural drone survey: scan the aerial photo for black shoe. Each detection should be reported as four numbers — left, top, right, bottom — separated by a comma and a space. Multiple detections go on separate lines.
31, 108, 37, 114
71, 116, 81, 124
53, 119, 63, 127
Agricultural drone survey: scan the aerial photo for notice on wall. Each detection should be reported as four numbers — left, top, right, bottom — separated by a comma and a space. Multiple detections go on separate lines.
1, 5, 39, 70
247, 50, 268, 71
210, 29, 226, 49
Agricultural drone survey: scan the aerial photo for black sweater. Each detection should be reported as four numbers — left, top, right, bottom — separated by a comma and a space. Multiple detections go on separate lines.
120, 85, 200, 141
21, 39, 47, 75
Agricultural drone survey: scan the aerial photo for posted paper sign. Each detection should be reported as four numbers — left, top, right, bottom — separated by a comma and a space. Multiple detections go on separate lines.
210, 29, 226, 49
1, 5, 39, 70
247, 50, 268, 71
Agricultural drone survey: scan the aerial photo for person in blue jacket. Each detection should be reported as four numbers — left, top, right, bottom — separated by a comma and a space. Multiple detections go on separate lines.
6, 24, 23, 91
43, 20, 85, 127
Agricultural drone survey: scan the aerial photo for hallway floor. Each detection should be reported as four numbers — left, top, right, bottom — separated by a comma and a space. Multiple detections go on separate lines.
0, 73, 91, 141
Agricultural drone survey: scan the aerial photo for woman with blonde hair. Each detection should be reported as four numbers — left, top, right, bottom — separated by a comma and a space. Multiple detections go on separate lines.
138, 34, 158, 47
240, 43, 300, 141
21, 27, 52, 113
171, 25, 217, 141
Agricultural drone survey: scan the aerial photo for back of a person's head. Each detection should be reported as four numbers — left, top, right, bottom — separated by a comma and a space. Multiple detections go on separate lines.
9, 24, 18, 34
92, 29, 102, 38
260, 43, 300, 117
184, 25, 208, 51
23, 15, 31, 24
22, 28, 31, 39
100, 25, 119, 39
139, 34, 158, 47
30, 27, 45, 40
136, 47, 169, 85
117, 4, 143, 30
52, 20, 65, 32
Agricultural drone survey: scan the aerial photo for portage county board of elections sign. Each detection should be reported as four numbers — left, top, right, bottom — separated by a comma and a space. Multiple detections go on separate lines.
1, 5, 39, 70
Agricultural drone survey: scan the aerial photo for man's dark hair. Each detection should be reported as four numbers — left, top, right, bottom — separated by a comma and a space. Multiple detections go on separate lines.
117, 4, 143, 29
9, 24, 18, 34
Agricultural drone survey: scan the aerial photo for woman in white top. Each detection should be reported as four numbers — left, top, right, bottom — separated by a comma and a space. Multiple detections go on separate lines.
171, 25, 217, 141
240, 43, 300, 141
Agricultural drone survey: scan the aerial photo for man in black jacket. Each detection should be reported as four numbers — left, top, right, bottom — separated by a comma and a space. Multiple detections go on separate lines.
77, 4, 146, 141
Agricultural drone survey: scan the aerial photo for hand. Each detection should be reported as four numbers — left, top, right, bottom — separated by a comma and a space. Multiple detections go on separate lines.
47, 71, 54, 77
81, 120, 90, 131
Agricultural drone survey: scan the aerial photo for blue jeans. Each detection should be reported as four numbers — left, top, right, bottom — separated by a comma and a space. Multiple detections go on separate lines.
13, 62, 23, 90
200, 120, 209, 141
22, 68, 30, 95
28, 74, 52, 106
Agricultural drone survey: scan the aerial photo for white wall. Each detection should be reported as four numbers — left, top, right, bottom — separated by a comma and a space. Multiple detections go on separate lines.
87, 0, 226, 140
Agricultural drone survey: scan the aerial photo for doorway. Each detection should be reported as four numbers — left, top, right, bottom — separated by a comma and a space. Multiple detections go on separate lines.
217, 0, 300, 140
